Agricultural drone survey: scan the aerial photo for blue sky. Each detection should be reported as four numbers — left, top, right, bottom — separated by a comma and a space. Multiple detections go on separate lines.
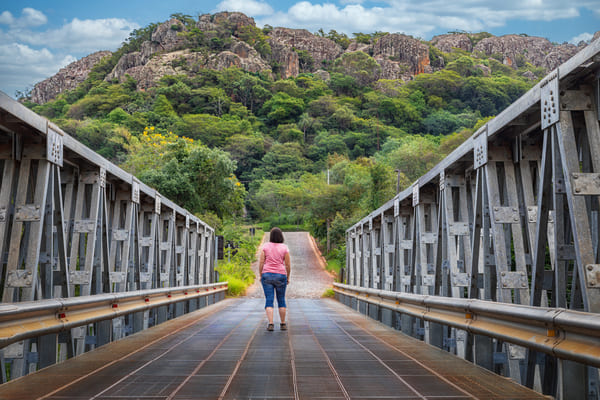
1, 0, 599, 97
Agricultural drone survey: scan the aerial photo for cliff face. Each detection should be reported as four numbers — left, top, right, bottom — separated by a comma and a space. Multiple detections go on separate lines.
31, 51, 112, 104
268, 27, 343, 73
372, 34, 431, 80
473, 34, 579, 70
29, 12, 598, 104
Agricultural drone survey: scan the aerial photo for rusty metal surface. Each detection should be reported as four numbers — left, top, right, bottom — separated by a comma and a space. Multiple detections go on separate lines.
0, 298, 547, 400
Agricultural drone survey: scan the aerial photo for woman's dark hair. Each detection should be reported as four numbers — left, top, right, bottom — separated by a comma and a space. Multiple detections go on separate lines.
269, 227, 284, 243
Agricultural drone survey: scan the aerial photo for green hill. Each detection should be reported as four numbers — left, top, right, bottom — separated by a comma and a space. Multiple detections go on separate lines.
23, 11, 573, 254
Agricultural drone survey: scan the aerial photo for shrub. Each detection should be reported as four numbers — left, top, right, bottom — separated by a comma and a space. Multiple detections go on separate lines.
218, 274, 247, 296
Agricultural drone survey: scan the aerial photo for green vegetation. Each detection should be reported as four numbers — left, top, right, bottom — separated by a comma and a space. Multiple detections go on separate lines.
26, 17, 542, 275
216, 225, 264, 296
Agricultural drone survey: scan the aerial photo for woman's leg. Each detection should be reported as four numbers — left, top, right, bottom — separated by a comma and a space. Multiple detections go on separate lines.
274, 275, 287, 324
261, 274, 275, 325
278, 307, 286, 323
266, 307, 274, 324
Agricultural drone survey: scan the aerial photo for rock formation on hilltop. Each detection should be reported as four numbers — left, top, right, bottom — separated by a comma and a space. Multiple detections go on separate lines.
431, 33, 473, 53
372, 34, 431, 80
473, 34, 579, 71
268, 28, 343, 78
29, 12, 598, 104
30, 51, 112, 104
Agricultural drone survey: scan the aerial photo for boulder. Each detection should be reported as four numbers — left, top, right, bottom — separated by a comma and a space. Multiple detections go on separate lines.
207, 41, 271, 75
151, 18, 187, 52
31, 51, 112, 104
431, 33, 473, 53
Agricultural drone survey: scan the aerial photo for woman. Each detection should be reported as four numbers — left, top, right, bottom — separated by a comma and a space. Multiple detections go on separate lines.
259, 227, 291, 331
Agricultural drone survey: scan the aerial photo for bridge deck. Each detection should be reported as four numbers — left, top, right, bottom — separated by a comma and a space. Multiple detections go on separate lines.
0, 299, 545, 400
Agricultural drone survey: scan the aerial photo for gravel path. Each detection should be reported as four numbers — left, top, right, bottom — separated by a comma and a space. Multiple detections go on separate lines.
245, 231, 334, 299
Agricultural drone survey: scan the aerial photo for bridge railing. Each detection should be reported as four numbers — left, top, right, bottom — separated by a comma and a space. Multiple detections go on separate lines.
0, 92, 221, 381
342, 38, 600, 398
334, 283, 600, 368
0, 283, 227, 349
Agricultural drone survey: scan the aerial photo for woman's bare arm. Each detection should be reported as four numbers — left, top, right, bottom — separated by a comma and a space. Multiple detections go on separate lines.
259, 250, 265, 275
285, 252, 291, 282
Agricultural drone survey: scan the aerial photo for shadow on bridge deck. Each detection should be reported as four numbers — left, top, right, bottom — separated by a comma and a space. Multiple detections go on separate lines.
0, 298, 545, 400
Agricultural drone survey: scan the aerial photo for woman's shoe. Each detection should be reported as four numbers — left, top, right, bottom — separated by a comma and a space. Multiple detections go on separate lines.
280, 323, 287, 331
267, 323, 274, 331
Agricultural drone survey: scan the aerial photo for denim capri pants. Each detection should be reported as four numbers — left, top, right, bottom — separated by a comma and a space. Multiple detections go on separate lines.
261, 272, 287, 308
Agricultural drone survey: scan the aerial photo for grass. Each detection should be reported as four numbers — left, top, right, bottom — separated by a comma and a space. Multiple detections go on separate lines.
325, 257, 341, 277
322, 288, 335, 298
218, 274, 248, 296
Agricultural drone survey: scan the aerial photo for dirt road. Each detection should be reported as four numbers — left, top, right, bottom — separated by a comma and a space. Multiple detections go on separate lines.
246, 231, 334, 299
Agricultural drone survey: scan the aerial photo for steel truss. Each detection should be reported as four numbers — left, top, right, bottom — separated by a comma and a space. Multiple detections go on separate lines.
344, 39, 600, 398
0, 93, 217, 382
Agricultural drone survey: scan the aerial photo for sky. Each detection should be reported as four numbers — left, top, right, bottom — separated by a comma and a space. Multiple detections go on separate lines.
1, 0, 599, 98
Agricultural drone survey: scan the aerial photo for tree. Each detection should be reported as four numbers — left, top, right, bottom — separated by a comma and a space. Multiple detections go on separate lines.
252, 142, 310, 180
224, 134, 267, 181
260, 93, 305, 126
124, 131, 245, 218
331, 52, 381, 87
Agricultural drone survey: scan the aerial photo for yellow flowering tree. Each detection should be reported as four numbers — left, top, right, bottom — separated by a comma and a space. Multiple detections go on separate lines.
121, 126, 246, 218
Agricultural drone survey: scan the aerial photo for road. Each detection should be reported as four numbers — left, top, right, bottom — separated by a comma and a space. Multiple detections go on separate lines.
246, 231, 334, 299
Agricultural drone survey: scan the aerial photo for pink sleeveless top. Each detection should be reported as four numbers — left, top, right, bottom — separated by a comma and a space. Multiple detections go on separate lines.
261, 242, 289, 275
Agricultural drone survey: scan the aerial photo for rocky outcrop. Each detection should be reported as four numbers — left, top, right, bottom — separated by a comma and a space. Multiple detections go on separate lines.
474, 35, 578, 70
431, 34, 473, 53
31, 51, 111, 104
268, 39, 299, 79
31, 11, 595, 102
151, 18, 187, 51
207, 40, 271, 75
120, 50, 204, 89
106, 18, 186, 82
268, 28, 343, 71
372, 34, 431, 80
197, 12, 256, 35
542, 44, 579, 70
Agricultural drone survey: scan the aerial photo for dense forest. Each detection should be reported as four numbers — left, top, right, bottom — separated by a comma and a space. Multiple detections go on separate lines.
24, 13, 547, 266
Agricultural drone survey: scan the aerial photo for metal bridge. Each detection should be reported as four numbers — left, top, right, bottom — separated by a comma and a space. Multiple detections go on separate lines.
0, 37, 598, 400
342, 38, 600, 398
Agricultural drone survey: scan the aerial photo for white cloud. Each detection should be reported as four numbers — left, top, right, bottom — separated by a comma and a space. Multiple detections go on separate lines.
0, 42, 76, 96
20, 8, 47, 27
215, 0, 275, 16
256, 0, 597, 39
0, 12, 137, 97
8, 17, 138, 53
0, 8, 48, 28
570, 32, 593, 44
0, 11, 14, 25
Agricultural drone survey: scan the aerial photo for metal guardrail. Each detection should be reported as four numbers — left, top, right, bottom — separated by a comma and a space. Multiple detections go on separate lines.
0, 283, 227, 349
334, 283, 600, 368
